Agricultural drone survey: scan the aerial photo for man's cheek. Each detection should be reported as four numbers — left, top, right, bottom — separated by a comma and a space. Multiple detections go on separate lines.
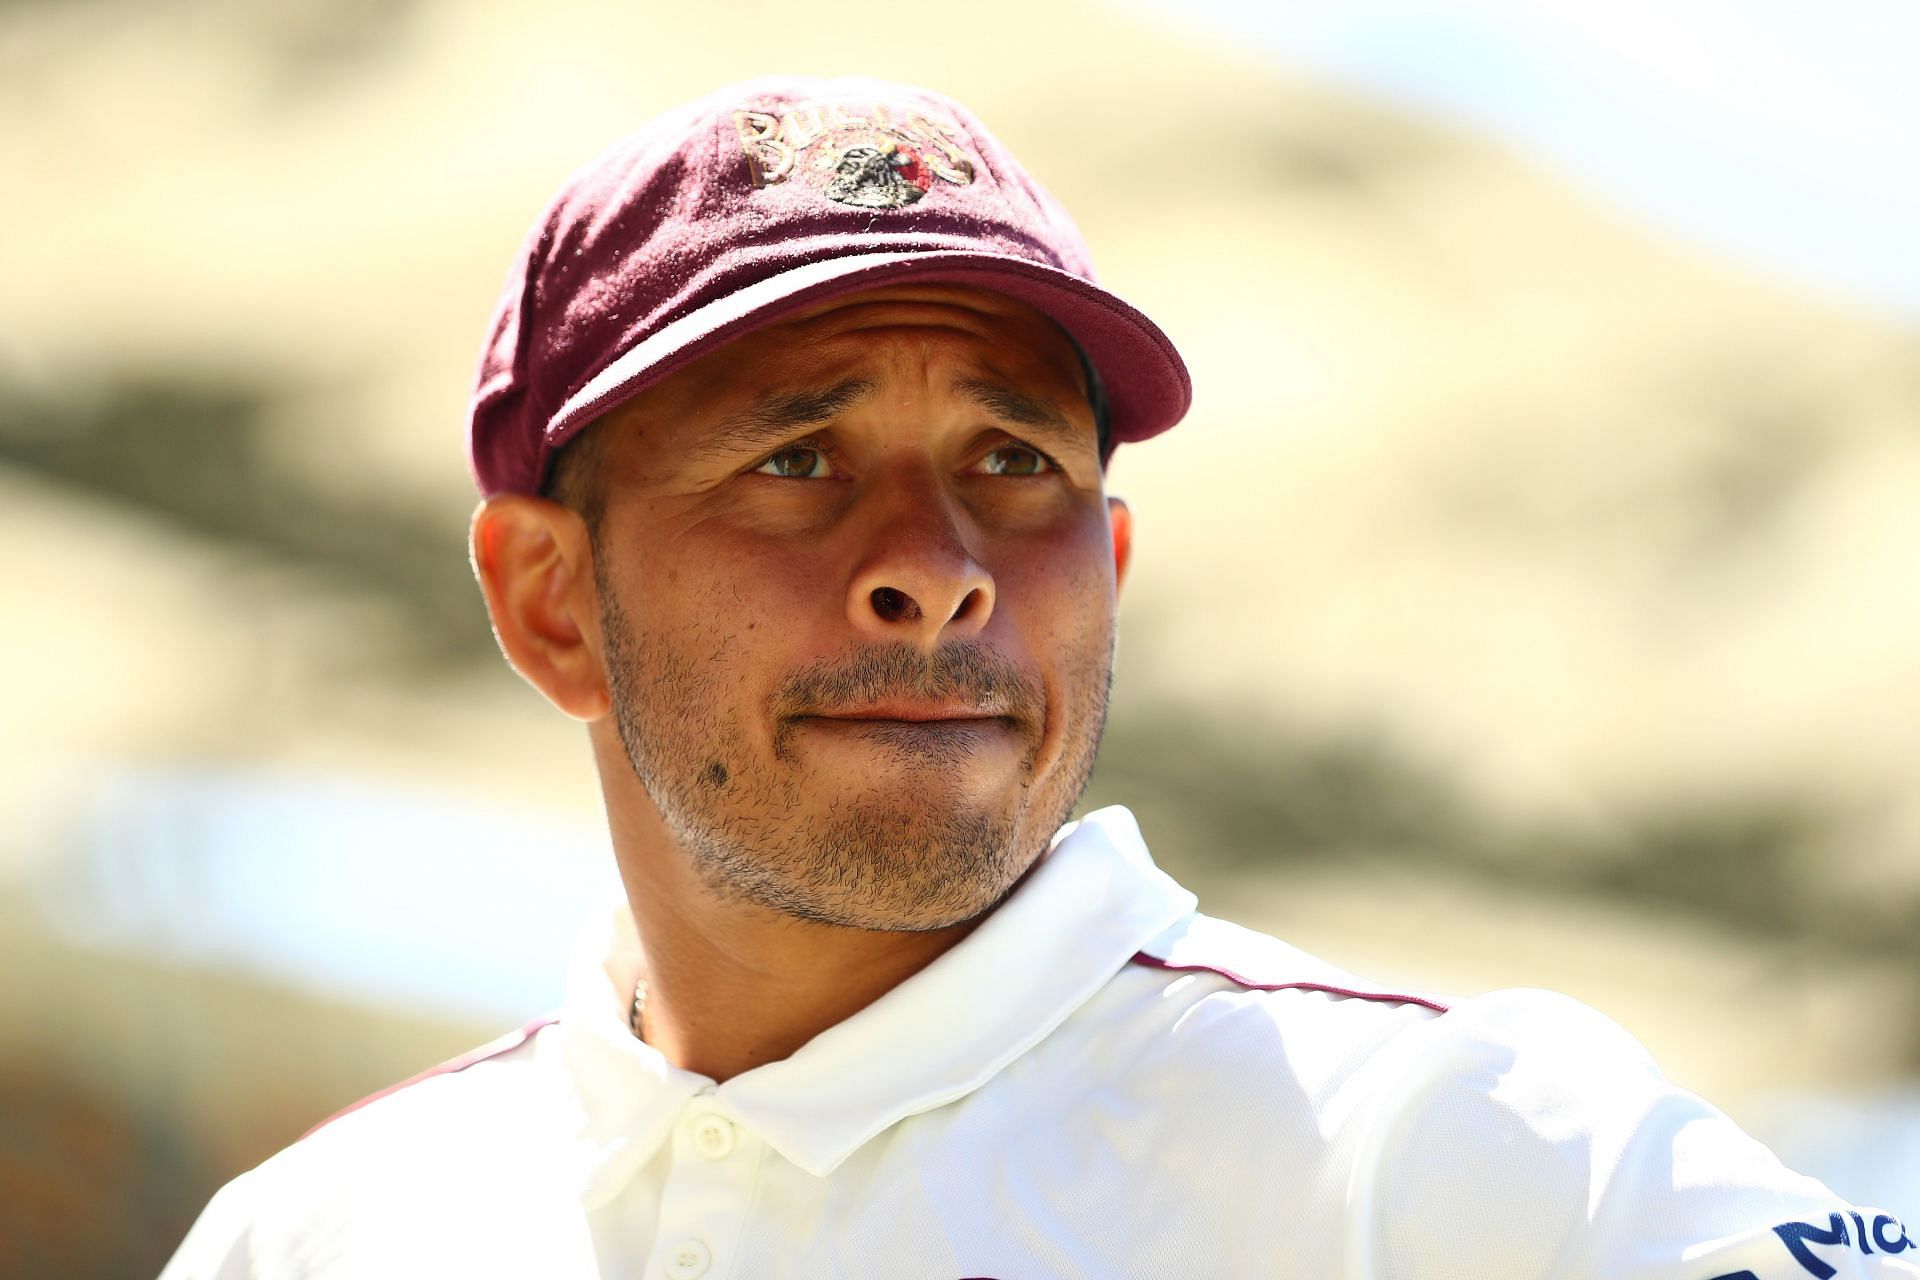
704, 538, 841, 613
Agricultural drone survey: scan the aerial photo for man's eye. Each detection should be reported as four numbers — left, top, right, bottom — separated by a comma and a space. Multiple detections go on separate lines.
976, 444, 1052, 476
755, 446, 832, 478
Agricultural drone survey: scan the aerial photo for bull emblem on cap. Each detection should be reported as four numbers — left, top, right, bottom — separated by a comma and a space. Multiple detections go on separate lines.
733, 105, 974, 202
824, 139, 931, 209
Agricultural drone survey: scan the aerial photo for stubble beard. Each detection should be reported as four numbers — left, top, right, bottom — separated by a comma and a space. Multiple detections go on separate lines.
594, 558, 1113, 932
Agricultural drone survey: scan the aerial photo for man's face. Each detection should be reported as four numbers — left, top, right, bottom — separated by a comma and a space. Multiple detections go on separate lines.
583, 283, 1126, 931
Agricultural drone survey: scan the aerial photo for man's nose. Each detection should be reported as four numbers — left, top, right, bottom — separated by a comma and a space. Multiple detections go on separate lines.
845, 480, 995, 648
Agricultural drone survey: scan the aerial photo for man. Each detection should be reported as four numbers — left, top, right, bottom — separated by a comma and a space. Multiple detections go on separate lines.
164, 76, 1912, 1279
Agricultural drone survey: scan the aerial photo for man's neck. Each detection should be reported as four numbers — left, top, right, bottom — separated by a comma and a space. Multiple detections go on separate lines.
625, 888, 978, 1082
603, 803, 982, 1083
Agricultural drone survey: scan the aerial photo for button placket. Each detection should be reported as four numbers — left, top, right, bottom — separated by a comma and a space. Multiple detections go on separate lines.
650, 1105, 758, 1280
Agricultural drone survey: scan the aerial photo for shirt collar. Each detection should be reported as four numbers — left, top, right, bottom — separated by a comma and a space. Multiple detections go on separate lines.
555, 805, 1196, 1201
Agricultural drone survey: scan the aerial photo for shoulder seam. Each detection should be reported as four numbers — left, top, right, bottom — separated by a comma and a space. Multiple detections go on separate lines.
1129, 951, 1450, 1014
298, 1014, 560, 1142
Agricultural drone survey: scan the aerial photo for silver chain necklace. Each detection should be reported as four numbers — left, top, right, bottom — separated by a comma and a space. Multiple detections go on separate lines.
628, 977, 649, 1041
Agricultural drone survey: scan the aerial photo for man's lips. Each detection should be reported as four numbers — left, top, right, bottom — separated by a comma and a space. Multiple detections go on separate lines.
798, 700, 1011, 724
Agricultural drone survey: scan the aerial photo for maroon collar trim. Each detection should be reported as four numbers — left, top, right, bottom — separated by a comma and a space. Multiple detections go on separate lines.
1129, 952, 1450, 1015
298, 1014, 559, 1142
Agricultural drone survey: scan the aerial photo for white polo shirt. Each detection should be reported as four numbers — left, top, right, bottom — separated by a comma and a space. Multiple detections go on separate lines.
163, 806, 1915, 1279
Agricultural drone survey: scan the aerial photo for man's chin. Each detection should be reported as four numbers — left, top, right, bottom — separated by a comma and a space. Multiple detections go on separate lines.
742, 794, 1036, 932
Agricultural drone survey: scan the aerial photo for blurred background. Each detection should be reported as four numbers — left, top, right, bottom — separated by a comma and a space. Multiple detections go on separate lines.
4, 0, 1918, 1273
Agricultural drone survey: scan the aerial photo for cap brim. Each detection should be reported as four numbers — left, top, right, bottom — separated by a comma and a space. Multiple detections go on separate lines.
543, 250, 1190, 469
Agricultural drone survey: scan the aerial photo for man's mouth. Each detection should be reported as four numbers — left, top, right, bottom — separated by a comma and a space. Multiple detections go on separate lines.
803, 699, 1010, 724
792, 714, 1016, 758
787, 701, 1024, 756
769, 644, 1044, 761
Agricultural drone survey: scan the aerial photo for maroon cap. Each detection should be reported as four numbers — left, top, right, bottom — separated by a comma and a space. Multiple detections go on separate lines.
467, 75, 1191, 496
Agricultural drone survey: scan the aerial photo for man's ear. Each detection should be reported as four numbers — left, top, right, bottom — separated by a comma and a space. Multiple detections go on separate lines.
469, 495, 610, 721
1107, 496, 1133, 594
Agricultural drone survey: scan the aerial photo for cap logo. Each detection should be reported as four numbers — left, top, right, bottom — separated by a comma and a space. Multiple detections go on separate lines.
733, 104, 977, 209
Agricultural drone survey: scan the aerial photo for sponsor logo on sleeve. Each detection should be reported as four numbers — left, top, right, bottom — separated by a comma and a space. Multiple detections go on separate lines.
1708, 1208, 1912, 1279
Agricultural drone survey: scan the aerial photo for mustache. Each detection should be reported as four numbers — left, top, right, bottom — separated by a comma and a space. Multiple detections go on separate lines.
773, 642, 1044, 722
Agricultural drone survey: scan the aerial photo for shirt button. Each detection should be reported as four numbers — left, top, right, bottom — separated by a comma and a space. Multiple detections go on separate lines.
691, 1114, 736, 1159
665, 1239, 711, 1279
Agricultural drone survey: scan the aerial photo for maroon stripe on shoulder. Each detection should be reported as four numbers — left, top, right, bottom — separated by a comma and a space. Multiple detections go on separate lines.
298, 1014, 559, 1141
1130, 952, 1450, 1014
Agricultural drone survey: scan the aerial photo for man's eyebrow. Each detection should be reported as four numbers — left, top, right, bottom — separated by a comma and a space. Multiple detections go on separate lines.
952, 377, 1086, 451
691, 377, 876, 459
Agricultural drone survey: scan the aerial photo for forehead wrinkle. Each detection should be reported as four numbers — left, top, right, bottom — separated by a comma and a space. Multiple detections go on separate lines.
685, 376, 876, 461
